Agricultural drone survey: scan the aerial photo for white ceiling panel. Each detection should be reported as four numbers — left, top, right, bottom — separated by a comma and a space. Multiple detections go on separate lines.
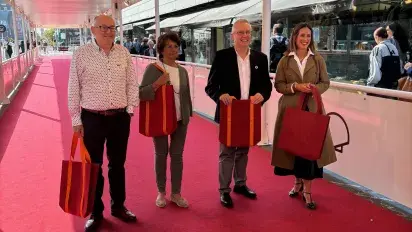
13, 0, 118, 28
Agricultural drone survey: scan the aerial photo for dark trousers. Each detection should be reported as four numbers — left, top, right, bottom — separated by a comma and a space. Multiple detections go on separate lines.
152, 121, 188, 194
81, 109, 131, 215
219, 144, 249, 194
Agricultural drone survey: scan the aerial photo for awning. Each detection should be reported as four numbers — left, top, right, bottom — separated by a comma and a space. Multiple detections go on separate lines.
146, 10, 208, 30
132, 0, 354, 30
238, 0, 348, 18
133, 18, 156, 27
122, 0, 219, 25
123, 24, 133, 31
193, 19, 233, 28
185, 0, 261, 26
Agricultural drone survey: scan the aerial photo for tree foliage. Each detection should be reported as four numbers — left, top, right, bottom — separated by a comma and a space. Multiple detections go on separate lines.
43, 28, 55, 45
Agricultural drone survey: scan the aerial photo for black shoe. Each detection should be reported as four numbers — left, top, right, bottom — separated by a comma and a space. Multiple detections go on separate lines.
289, 181, 303, 197
84, 214, 103, 232
302, 192, 316, 210
233, 185, 257, 199
220, 193, 233, 208
111, 207, 137, 222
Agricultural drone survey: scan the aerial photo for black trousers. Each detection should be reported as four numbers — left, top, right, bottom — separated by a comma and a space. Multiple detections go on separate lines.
81, 109, 131, 215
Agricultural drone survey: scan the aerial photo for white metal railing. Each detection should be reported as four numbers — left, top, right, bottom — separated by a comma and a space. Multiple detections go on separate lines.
132, 54, 412, 210
133, 54, 412, 101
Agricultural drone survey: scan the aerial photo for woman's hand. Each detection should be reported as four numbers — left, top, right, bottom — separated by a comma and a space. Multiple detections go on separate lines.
294, 83, 313, 93
155, 73, 170, 86
152, 73, 170, 90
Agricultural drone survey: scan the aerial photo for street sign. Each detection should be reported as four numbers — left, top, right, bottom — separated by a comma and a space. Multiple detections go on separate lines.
0, 25, 6, 33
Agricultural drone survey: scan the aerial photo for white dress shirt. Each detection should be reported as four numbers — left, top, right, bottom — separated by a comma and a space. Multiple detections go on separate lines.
235, 49, 251, 100
288, 49, 314, 93
159, 62, 181, 121
68, 41, 139, 126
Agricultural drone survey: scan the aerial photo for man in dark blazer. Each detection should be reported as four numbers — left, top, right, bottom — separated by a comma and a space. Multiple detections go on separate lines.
205, 19, 272, 208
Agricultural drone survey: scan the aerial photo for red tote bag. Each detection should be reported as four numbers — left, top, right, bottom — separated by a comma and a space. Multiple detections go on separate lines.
276, 86, 350, 160
59, 133, 99, 218
219, 99, 261, 147
139, 63, 178, 137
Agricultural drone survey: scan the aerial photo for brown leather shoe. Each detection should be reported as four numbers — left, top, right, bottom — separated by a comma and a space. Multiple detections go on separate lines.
84, 214, 103, 232
111, 207, 137, 222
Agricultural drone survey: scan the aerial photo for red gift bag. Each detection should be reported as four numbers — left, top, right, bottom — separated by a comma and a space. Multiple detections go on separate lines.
139, 63, 177, 137
219, 99, 261, 147
276, 86, 350, 160
59, 134, 99, 218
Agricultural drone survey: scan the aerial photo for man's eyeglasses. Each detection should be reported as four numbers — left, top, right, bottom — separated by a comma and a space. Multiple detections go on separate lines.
97, 25, 116, 32
234, 31, 251, 36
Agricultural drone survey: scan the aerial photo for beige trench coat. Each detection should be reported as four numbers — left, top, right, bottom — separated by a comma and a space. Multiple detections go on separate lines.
271, 52, 337, 170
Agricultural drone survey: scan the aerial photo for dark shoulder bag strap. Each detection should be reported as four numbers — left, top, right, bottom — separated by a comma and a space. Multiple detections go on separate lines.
326, 112, 350, 153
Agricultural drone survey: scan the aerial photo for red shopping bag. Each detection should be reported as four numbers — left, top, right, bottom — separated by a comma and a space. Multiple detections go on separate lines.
219, 99, 261, 147
276, 86, 350, 160
139, 63, 178, 137
59, 134, 99, 217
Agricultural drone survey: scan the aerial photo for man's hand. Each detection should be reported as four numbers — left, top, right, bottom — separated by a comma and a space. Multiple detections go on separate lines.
219, 94, 236, 105
73, 125, 84, 137
404, 62, 412, 70
251, 93, 264, 104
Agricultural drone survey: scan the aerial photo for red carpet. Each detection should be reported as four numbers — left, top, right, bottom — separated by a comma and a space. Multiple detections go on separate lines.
0, 56, 411, 232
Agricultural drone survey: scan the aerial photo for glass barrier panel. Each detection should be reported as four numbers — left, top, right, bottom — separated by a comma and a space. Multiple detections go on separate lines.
3, 61, 14, 97
178, 64, 194, 98
193, 66, 215, 119
12, 58, 19, 82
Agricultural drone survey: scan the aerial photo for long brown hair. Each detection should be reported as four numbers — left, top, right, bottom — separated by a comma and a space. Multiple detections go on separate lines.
287, 23, 316, 54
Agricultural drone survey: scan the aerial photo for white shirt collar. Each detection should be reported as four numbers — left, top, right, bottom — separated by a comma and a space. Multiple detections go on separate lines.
288, 49, 314, 57
234, 47, 250, 60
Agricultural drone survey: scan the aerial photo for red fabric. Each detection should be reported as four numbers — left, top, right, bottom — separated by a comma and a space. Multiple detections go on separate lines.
276, 87, 330, 160
59, 135, 99, 218
139, 85, 177, 137
219, 100, 261, 147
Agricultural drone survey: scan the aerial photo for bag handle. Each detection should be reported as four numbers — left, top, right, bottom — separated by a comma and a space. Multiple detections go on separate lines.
152, 62, 165, 73
65, 133, 92, 217
297, 85, 323, 114
326, 112, 350, 153
70, 133, 91, 163
153, 62, 173, 86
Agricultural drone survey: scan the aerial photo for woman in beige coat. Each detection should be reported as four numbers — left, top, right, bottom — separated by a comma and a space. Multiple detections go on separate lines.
271, 23, 337, 210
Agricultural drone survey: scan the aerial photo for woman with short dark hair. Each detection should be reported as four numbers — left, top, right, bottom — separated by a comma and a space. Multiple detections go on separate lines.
139, 31, 193, 208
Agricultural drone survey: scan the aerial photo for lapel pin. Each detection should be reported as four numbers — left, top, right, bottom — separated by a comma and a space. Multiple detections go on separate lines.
255, 65, 258, 69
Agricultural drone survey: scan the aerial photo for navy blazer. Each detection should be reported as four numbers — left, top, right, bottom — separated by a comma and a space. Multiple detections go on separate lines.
205, 47, 273, 123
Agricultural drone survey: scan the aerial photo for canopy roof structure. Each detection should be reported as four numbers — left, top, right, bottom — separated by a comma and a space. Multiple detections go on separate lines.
9, 0, 140, 28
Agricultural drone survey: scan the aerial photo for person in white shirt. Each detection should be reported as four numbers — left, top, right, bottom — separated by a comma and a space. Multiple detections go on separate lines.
367, 27, 402, 90
67, 15, 138, 231
205, 19, 272, 208
139, 32, 193, 208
